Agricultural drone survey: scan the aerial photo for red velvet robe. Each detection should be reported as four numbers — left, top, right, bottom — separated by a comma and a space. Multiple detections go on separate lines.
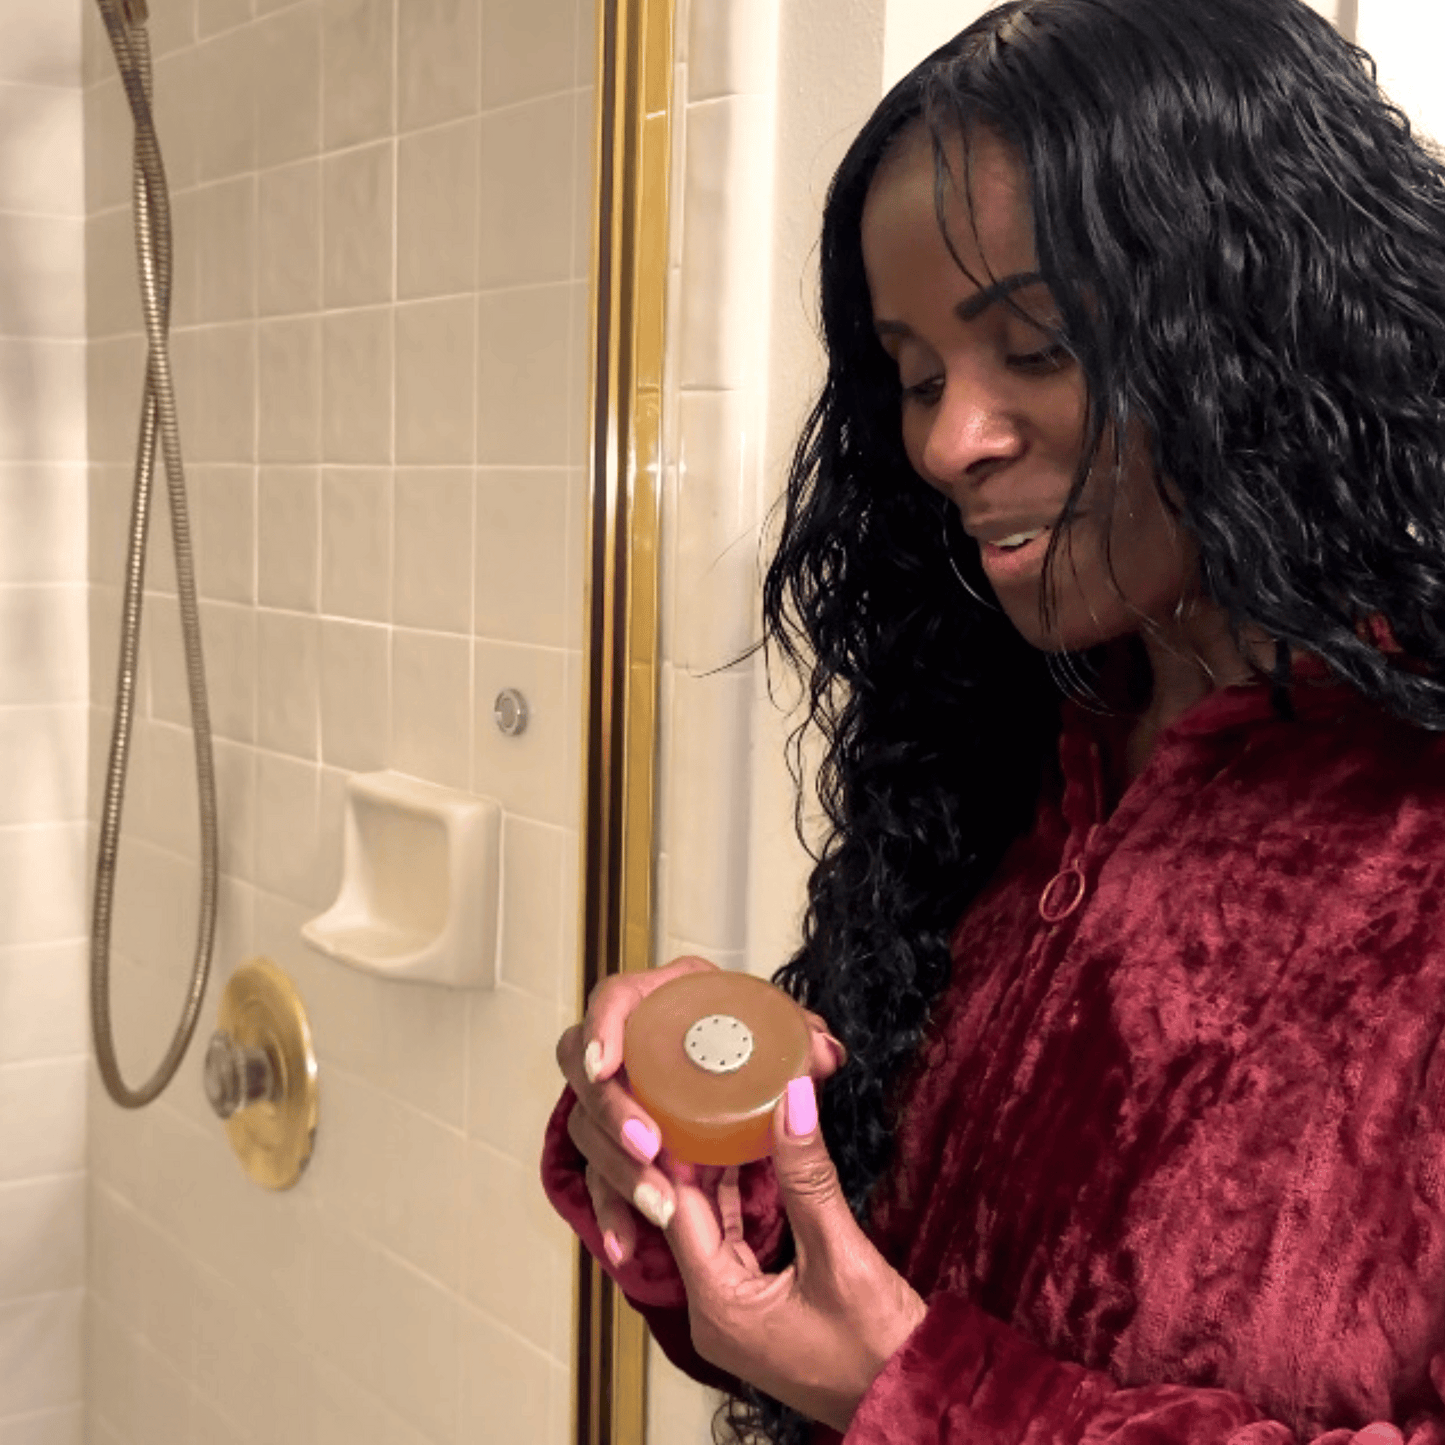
541, 661, 1445, 1445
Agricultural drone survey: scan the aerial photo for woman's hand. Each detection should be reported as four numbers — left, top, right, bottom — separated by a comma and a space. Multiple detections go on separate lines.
661, 1077, 929, 1435
554, 956, 848, 1270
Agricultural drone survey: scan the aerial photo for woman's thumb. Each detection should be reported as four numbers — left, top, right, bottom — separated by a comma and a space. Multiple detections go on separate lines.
771, 1078, 851, 1258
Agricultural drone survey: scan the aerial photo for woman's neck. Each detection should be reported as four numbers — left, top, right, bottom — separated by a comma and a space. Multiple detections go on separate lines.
1124, 609, 1280, 781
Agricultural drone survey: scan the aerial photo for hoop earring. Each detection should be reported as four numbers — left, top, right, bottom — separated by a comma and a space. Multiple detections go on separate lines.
940, 509, 1003, 613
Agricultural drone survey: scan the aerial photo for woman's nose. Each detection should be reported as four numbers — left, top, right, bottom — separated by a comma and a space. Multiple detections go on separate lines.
917, 377, 1025, 488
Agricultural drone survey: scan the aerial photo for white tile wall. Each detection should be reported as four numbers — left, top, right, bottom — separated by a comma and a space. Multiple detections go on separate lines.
646, 0, 791, 1431
657, 0, 782, 973
81, 0, 593, 1439
1357, 0, 1445, 145
0, 2, 88, 1441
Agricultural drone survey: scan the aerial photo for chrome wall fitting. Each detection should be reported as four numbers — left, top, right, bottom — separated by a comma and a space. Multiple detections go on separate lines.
204, 1033, 276, 1118
206, 958, 318, 1190
493, 688, 529, 736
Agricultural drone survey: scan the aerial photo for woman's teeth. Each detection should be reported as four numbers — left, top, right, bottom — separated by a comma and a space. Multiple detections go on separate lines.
994, 528, 1045, 550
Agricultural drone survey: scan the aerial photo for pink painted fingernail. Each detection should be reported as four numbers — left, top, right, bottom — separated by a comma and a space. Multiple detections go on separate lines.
622, 1118, 660, 1163
786, 1077, 817, 1139
603, 1230, 624, 1267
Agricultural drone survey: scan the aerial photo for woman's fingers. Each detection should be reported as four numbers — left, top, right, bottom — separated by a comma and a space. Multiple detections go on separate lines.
556, 1021, 612, 1095
580, 955, 719, 1085
555, 959, 721, 1223
569, 1094, 678, 1239
585, 1163, 637, 1267
557, 1022, 668, 1169
801, 1009, 849, 1081
717, 1165, 744, 1244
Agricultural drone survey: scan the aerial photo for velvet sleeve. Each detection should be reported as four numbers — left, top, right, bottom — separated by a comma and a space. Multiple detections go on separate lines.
844, 1292, 1445, 1445
539, 1084, 789, 1394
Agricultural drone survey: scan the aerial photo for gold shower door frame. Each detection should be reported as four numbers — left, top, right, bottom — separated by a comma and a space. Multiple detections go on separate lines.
575, 0, 674, 1440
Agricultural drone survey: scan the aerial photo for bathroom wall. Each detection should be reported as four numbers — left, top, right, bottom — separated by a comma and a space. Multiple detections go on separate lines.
646, 0, 777, 1431
883, 0, 1351, 90
82, 0, 591, 1440
880, 0, 988, 89
0, 0, 90, 1440
1358, 0, 1445, 143
646, 0, 890, 1434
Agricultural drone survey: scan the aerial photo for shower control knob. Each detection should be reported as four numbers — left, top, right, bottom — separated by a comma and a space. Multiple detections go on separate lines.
204, 1030, 278, 1119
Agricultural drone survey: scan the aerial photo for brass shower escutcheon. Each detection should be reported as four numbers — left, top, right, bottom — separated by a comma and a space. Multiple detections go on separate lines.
205, 958, 318, 1190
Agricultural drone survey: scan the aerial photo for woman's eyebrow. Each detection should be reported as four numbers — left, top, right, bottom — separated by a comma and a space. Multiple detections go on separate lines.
873, 271, 1050, 339
956, 270, 1047, 321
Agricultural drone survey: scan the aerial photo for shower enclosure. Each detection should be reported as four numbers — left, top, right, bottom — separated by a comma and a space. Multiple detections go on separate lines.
3, 0, 890, 1435
0, 0, 670, 1435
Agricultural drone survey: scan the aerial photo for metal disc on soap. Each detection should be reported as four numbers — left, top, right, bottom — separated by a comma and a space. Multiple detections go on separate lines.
622, 971, 812, 1166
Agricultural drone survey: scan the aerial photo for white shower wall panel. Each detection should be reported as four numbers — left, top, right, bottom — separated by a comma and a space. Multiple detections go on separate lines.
81, 0, 592, 1440
0, 2, 89, 1443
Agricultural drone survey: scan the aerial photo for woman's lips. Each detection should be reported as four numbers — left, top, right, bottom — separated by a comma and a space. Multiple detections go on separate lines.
978, 526, 1051, 582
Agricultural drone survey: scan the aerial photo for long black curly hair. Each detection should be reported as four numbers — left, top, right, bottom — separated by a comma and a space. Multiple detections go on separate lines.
713, 0, 1445, 1441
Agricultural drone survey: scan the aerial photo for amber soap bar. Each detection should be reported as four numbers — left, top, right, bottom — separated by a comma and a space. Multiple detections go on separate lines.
622, 971, 812, 1166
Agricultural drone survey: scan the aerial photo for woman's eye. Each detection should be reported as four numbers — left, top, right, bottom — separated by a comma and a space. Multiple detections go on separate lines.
901, 376, 944, 404
1006, 343, 1070, 375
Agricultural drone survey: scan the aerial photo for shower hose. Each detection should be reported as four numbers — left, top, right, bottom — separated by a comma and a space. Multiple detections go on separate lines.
89, 0, 219, 1108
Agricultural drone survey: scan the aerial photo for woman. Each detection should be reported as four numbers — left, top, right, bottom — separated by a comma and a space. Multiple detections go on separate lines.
544, 0, 1445, 1441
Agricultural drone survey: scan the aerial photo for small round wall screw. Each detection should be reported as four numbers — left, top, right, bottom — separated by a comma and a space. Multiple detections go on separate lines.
493, 688, 529, 736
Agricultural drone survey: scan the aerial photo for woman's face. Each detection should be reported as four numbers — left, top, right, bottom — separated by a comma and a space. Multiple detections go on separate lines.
859, 124, 1199, 655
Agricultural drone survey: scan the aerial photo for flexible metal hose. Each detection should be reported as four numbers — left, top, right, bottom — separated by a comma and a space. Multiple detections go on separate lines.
90, 0, 219, 1107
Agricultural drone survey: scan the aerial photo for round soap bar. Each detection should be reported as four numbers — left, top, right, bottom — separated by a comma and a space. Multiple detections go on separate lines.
622, 971, 813, 1166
